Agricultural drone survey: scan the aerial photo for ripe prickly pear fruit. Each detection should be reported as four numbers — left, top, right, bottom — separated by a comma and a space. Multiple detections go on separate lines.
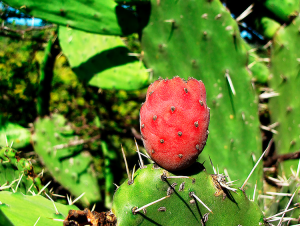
140, 76, 210, 171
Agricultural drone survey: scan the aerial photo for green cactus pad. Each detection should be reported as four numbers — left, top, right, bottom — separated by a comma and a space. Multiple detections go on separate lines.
257, 0, 300, 22
0, 191, 78, 226
269, 16, 300, 175
59, 26, 150, 90
141, 0, 263, 194
3, 0, 139, 36
0, 122, 31, 149
32, 114, 101, 206
112, 163, 266, 225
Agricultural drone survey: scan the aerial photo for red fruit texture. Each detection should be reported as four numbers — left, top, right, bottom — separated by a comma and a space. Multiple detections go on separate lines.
140, 76, 210, 171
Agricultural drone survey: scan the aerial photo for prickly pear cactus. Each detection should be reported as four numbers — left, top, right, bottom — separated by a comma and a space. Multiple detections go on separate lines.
58, 26, 150, 90
3, 0, 139, 35
0, 146, 41, 194
112, 163, 266, 225
269, 16, 300, 175
32, 114, 101, 206
257, 0, 300, 22
141, 0, 265, 193
0, 191, 78, 226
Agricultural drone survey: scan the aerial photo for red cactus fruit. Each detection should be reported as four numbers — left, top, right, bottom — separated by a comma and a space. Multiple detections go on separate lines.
140, 76, 210, 171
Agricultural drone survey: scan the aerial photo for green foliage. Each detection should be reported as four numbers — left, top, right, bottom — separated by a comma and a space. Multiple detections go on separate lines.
0, 191, 78, 226
0, 36, 39, 125
58, 26, 150, 90
141, 0, 263, 194
112, 163, 266, 225
269, 16, 300, 175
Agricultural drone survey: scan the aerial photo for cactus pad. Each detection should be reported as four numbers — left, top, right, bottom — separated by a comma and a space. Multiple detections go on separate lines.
32, 114, 101, 206
112, 163, 266, 225
0, 191, 78, 226
141, 0, 262, 193
59, 26, 150, 90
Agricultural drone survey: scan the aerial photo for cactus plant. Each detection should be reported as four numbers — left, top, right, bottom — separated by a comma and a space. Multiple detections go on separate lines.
32, 114, 101, 206
269, 16, 300, 176
141, 0, 264, 193
2, 0, 140, 36
111, 163, 267, 225
0, 191, 78, 226
0, 146, 41, 194
58, 26, 150, 90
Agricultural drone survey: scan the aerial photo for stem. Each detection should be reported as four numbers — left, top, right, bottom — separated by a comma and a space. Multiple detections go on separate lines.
37, 32, 60, 116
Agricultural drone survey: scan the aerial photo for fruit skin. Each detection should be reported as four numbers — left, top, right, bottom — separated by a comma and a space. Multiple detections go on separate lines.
140, 77, 210, 171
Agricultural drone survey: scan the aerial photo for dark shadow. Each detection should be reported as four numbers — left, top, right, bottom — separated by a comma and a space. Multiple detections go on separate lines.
72, 46, 138, 83
164, 180, 200, 223
167, 21, 178, 42
224, 189, 239, 209
115, 3, 151, 36
172, 162, 206, 177
195, 201, 205, 226
136, 212, 163, 226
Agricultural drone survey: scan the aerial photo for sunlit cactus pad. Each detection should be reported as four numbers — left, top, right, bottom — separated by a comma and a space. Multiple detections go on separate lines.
112, 163, 266, 226
0, 191, 78, 226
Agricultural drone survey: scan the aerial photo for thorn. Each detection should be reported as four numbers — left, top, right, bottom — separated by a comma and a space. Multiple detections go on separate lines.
113, 183, 119, 189
252, 182, 257, 201
190, 192, 213, 214
209, 156, 217, 174
258, 194, 275, 200
66, 194, 71, 205
241, 139, 273, 189
263, 40, 272, 49
296, 159, 300, 179
45, 192, 59, 214
166, 176, 190, 179
131, 165, 136, 182
132, 195, 170, 214
51, 193, 66, 198
164, 19, 175, 23
278, 189, 297, 226
33, 217, 40, 226
225, 70, 236, 95
266, 206, 300, 220
260, 125, 278, 134
220, 182, 237, 192
223, 168, 232, 182
134, 138, 144, 169
236, 4, 254, 22
37, 169, 44, 178
91, 204, 96, 212
5, 135, 8, 147
127, 53, 141, 57
266, 192, 293, 197
14, 173, 24, 193
71, 192, 85, 205
51, 219, 64, 222
121, 144, 132, 184
37, 181, 51, 195
259, 91, 280, 99
10, 141, 14, 148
